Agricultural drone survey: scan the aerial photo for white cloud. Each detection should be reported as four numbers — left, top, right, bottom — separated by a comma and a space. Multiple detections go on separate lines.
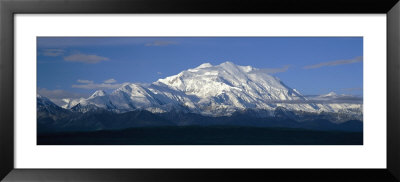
145, 41, 177, 47
341, 87, 363, 92
340, 87, 363, 96
77, 79, 94, 84
38, 37, 151, 47
64, 53, 109, 64
303, 56, 363, 69
157, 72, 163, 75
249, 65, 290, 74
72, 79, 128, 90
103, 78, 117, 84
72, 83, 126, 90
42, 49, 65, 56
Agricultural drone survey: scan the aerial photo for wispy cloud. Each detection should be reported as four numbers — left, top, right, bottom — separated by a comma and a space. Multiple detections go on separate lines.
268, 95, 363, 104
145, 41, 177, 47
157, 72, 163, 75
64, 53, 109, 64
306, 94, 363, 104
72, 79, 128, 90
38, 88, 90, 106
77, 79, 94, 84
38, 37, 151, 47
249, 65, 290, 74
72, 83, 125, 90
341, 87, 363, 92
303, 56, 363, 69
103, 78, 117, 84
41, 49, 65, 56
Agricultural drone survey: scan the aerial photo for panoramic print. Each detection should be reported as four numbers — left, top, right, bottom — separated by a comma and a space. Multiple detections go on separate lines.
37, 37, 363, 145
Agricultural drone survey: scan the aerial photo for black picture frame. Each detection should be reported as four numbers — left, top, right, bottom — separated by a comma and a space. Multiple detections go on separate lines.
1, 0, 399, 181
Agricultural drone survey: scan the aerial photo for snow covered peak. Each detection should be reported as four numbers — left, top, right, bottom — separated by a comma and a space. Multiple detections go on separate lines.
37, 94, 58, 107
239, 65, 253, 73
219, 61, 235, 67
322, 92, 338, 97
37, 94, 52, 102
155, 61, 304, 109
218, 61, 239, 70
196, 63, 213, 69
89, 90, 107, 99
216, 61, 257, 77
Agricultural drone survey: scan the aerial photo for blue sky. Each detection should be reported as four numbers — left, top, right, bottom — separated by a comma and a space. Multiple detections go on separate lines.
37, 37, 363, 99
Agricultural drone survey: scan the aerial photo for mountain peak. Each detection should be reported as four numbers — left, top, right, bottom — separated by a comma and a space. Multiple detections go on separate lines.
325, 92, 337, 97
89, 90, 107, 98
37, 94, 52, 102
37, 94, 59, 108
218, 61, 244, 74
219, 61, 236, 67
196, 63, 213, 69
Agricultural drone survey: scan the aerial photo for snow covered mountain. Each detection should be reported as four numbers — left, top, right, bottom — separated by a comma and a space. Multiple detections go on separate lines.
59, 62, 362, 121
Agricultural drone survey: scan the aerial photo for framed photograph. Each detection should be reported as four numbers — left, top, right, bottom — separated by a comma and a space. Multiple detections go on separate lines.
1, 0, 399, 181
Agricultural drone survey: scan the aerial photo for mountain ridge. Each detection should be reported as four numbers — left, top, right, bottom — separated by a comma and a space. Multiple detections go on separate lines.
37, 95, 362, 133
64, 62, 362, 121
48, 62, 362, 122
